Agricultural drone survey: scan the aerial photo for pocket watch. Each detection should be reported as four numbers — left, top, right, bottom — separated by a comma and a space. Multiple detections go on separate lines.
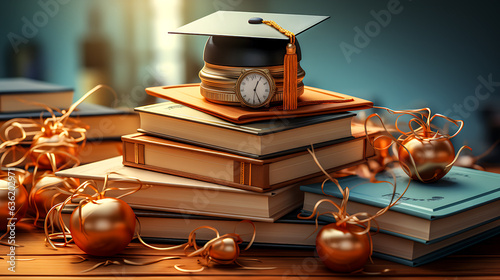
235, 69, 276, 108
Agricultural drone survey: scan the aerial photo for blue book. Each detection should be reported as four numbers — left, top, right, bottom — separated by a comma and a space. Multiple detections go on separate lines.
305, 210, 500, 266
0, 102, 139, 141
0, 78, 73, 113
372, 221, 500, 267
301, 167, 500, 242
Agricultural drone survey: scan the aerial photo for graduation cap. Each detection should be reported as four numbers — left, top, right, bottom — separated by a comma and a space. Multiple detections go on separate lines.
170, 11, 329, 110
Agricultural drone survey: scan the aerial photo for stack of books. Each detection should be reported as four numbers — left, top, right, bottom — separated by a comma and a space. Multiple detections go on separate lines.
0, 78, 140, 164
58, 98, 377, 211
300, 166, 500, 266
56, 95, 378, 237
54, 85, 500, 267
122, 102, 373, 192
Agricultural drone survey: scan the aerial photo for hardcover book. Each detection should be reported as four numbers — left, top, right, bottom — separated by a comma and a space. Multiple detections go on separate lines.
145, 83, 373, 124
55, 156, 314, 222
0, 102, 140, 141
135, 101, 355, 158
122, 132, 372, 192
60, 205, 500, 267
0, 78, 73, 112
301, 167, 500, 241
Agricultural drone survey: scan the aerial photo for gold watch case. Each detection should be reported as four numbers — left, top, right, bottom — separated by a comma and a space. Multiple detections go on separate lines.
234, 69, 276, 108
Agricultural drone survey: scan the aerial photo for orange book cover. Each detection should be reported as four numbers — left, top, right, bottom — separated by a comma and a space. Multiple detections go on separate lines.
146, 84, 373, 124
122, 132, 373, 192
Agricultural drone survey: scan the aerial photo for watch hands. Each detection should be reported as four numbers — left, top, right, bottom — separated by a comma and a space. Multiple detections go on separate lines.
254, 77, 262, 91
254, 78, 263, 103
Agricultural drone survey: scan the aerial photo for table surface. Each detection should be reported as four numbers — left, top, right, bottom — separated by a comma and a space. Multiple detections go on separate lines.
1, 222, 500, 279
2, 167, 500, 279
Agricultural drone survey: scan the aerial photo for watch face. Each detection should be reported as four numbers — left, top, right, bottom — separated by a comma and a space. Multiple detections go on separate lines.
237, 70, 274, 108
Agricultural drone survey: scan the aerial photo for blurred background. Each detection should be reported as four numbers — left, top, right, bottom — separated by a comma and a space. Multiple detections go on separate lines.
0, 0, 499, 164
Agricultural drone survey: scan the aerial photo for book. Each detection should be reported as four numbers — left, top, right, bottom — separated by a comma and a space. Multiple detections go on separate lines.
301, 167, 500, 242
55, 156, 317, 222
59, 206, 500, 267
136, 101, 355, 158
373, 220, 500, 267
0, 78, 73, 112
145, 84, 373, 124
0, 102, 140, 141
122, 132, 372, 192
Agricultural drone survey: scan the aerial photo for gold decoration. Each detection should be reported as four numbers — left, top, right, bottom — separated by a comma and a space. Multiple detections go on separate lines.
316, 222, 370, 273
44, 172, 144, 256
136, 220, 274, 272
29, 173, 79, 224
299, 148, 411, 273
0, 85, 116, 170
365, 107, 471, 183
0, 168, 28, 243
69, 197, 136, 256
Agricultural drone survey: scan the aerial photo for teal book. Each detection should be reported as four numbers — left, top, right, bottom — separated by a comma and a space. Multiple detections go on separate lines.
301, 167, 500, 242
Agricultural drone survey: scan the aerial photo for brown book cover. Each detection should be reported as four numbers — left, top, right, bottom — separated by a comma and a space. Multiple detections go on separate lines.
145, 83, 373, 124
122, 132, 374, 192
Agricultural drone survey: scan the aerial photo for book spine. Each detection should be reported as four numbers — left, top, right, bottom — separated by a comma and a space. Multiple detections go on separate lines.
234, 162, 270, 188
364, 135, 375, 159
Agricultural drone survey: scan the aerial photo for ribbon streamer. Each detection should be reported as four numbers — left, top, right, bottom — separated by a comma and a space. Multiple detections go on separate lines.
136, 220, 275, 272
73, 256, 180, 273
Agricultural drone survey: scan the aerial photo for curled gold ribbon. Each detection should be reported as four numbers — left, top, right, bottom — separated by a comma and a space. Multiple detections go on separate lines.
0, 84, 117, 169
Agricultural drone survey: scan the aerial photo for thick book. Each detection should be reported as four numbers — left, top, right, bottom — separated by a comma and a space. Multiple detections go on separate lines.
136, 101, 355, 158
59, 206, 500, 267
55, 156, 315, 222
0, 78, 73, 112
0, 102, 140, 141
122, 132, 373, 192
301, 167, 500, 242
145, 83, 373, 124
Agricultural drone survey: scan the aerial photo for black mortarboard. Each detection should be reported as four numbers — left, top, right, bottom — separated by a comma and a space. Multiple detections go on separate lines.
169, 11, 329, 110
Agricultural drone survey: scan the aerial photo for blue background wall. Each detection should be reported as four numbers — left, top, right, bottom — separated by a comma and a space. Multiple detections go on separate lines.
1, 0, 499, 163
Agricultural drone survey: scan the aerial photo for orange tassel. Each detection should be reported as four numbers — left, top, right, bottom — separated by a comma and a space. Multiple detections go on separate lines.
259, 19, 299, 110
284, 43, 298, 110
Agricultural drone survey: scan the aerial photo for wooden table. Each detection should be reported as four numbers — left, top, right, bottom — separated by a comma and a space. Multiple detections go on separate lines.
2, 167, 499, 279
1, 221, 499, 279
